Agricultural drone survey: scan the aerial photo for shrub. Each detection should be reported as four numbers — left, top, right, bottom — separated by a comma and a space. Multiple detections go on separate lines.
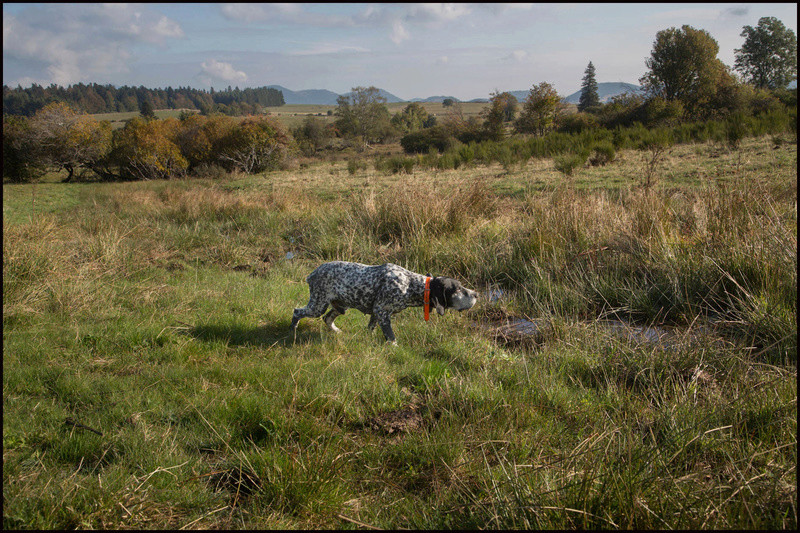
724, 112, 749, 149
347, 158, 367, 175
558, 112, 600, 134
588, 142, 616, 166
214, 115, 293, 174
400, 126, 454, 154
2, 115, 47, 182
553, 151, 588, 177
375, 155, 415, 174
111, 117, 188, 180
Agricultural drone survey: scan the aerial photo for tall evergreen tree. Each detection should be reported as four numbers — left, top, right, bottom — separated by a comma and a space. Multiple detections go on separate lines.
578, 61, 600, 112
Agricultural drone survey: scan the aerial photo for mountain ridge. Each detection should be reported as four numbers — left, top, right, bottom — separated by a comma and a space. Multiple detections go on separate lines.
268, 82, 644, 105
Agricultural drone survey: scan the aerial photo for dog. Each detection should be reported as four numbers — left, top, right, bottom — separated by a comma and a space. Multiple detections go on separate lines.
290, 261, 479, 344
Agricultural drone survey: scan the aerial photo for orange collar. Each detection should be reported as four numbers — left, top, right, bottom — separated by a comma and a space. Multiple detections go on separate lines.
423, 276, 431, 321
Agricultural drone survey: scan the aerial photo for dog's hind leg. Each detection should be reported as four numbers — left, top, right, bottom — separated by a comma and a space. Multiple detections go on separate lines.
323, 303, 346, 333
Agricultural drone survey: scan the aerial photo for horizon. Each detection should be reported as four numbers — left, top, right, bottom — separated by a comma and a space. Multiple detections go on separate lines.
3, 3, 797, 102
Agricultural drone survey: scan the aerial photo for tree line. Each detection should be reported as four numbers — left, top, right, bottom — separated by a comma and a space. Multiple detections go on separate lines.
2, 17, 796, 184
3, 103, 293, 182
2, 83, 285, 117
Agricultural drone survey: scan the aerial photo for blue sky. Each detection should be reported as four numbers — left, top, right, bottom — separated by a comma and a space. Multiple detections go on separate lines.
3, 3, 797, 101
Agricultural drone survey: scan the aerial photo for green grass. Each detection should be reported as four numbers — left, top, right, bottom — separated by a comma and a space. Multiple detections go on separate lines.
89, 102, 490, 130
3, 136, 797, 529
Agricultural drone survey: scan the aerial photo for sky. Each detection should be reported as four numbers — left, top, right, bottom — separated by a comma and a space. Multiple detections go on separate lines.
3, 3, 797, 101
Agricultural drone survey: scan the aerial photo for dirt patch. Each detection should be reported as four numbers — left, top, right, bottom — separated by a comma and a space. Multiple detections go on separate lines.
364, 401, 429, 437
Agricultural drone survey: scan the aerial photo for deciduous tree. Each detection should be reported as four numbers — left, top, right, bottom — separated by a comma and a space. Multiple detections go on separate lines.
28, 102, 112, 181
514, 82, 567, 136
735, 16, 797, 89
334, 86, 392, 147
390, 102, 431, 134
639, 25, 731, 116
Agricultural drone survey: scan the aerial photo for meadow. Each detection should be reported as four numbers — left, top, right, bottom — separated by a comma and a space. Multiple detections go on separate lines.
89, 101, 492, 130
3, 135, 797, 529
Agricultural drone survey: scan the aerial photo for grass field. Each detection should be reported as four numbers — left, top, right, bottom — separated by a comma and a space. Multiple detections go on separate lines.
91, 102, 490, 130
3, 136, 797, 529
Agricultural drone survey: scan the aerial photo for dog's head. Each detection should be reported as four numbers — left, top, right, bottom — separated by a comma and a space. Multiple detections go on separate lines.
429, 277, 479, 316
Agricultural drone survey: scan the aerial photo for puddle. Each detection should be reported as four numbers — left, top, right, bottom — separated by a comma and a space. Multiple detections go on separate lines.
477, 315, 716, 352
486, 286, 505, 303
477, 284, 718, 351
597, 320, 672, 347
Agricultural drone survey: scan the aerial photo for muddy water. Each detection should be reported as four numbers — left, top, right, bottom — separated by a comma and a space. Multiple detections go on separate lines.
478, 286, 714, 350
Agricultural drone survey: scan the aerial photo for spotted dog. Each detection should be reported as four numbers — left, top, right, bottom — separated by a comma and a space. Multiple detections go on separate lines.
290, 261, 479, 344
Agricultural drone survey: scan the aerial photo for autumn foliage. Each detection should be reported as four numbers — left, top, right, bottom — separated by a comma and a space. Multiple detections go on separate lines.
2, 110, 294, 182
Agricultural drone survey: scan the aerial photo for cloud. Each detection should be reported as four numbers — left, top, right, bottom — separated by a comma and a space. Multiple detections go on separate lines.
2, 4, 183, 86
478, 3, 535, 15
721, 5, 750, 17
199, 59, 248, 85
503, 50, 528, 62
405, 3, 473, 24
220, 3, 353, 27
390, 20, 411, 44
289, 44, 370, 56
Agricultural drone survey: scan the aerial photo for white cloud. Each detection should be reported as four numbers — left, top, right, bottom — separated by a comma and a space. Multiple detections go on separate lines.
289, 43, 370, 56
220, 3, 353, 27
2, 4, 183, 86
504, 50, 528, 62
405, 3, 472, 24
199, 59, 248, 85
390, 20, 410, 44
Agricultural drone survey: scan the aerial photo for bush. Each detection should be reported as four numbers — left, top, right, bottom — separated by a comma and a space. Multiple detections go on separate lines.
192, 163, 229, 180
553, 151, 588, 177
214, 115, 292, 174
400, 126, 454, 154
724, 112, 749, 149
558, 112, 600, 134
588, 142, 616, 166
347, 158, 367, 175
111, 117, 188, 180
2, 115, 46, 182
375, 155, 415, 174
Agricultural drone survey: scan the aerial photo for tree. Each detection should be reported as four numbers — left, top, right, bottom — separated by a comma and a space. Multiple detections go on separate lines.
578, 61, 600, 111
215, 116, 292, 174
2, 115, 47, 182
139, 99, 156, 120
482, 91, 518, 141
294, 115, 333, 155
442, 98, 455, 107
735, 16, 797, 89
639, 25, 731, 116
390, 102, 431, 134
514, 82, 567, 136
111, 117, 188, 180
28, 102, 112, 182
334, 86, 392, 147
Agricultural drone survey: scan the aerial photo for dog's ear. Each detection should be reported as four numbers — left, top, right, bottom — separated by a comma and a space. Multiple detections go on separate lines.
429, 277, 448, 316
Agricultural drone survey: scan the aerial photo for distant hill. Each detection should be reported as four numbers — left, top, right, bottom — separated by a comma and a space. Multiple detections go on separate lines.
491, 83, 642, 105
266, 82, 644, 106
271, 85, 404, 105
409, 95, 460, 103
266, 85, 340, 105
342, 88, 404, 103
563, 82, 643, 104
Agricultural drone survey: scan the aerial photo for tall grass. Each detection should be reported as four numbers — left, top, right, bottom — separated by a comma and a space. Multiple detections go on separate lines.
3, 136, 796, 529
